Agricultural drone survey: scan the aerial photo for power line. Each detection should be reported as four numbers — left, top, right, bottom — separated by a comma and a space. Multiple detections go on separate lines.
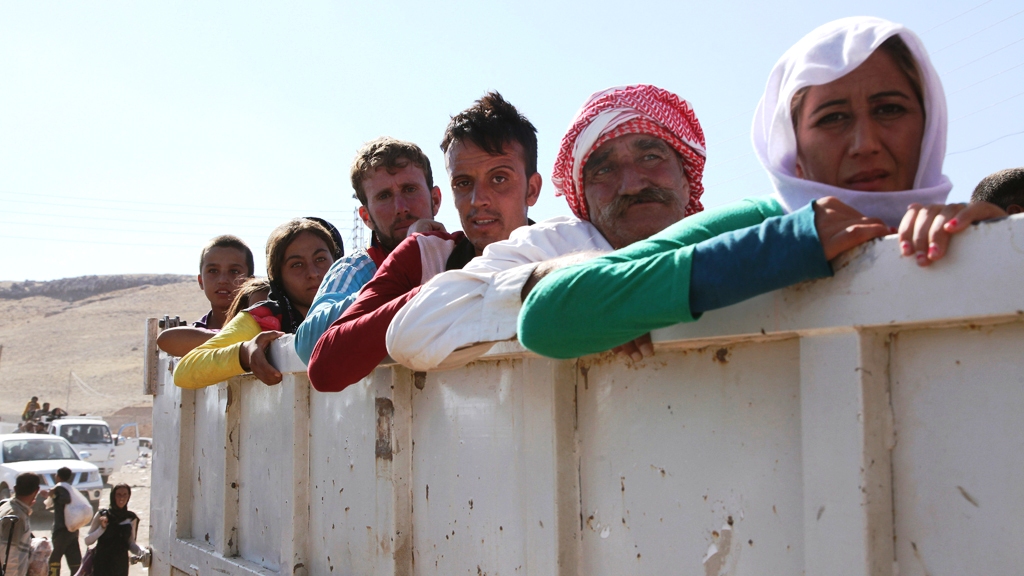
951, 89, 1024, 122
1, 209, 354, 232
0, 190, 352, 214
946, 128, 1024, 156
932, 8, 1024, 54
942, 36, 1024, 75
0, 196, 352, 223
948, 60, 1024, 95
921, 0, 993, 34
0, 234, 197, 248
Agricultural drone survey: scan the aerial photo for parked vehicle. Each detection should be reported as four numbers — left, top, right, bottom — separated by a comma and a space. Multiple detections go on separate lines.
0, 433, 104, 509
113, 423, 151, 464
45, 417, 117, 483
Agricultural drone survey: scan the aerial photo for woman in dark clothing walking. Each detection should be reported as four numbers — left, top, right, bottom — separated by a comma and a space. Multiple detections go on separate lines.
83, 484, 141, 576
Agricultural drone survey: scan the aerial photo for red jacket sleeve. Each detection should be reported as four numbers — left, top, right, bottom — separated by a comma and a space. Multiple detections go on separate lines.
308, 233, 430, 392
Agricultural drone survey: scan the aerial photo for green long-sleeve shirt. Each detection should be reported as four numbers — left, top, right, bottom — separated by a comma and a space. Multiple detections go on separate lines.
518, 196, 830, 359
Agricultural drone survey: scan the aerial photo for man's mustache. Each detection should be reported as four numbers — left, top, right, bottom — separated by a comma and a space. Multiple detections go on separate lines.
597, 188, 679, 221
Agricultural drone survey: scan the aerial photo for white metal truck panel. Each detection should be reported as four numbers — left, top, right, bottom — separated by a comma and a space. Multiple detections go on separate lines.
143, 216, 1024, 576
890, 323, 1024, 576
577, 339, 804, 574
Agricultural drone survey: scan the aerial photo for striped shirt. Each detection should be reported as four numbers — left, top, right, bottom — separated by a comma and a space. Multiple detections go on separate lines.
293, 245, 386, 364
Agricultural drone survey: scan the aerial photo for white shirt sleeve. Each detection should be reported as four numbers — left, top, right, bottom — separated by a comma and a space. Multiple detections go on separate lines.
385, 217, 611, 371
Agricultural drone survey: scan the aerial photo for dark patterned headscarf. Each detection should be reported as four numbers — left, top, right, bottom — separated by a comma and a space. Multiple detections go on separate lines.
104, 483, 138, 525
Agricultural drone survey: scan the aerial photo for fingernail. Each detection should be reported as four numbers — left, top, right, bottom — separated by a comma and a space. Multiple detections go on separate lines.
640, 344, 654, 357
889, 227, 898, 234
630, 351, 643, 362
916, 253, 928, 266
900, 241, 913, 255
947, 218, 958, 228
928, 243, 939, 259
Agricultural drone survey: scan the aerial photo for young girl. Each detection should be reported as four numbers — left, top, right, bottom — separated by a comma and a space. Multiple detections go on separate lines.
173, 219, 337, 388
83, 484, 141, 576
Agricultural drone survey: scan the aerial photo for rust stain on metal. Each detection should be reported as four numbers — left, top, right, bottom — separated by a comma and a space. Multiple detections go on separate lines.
713, 347, 730, 364
375, 398, 394, 460
956, 485, 980, 507
414, 371, 426, 390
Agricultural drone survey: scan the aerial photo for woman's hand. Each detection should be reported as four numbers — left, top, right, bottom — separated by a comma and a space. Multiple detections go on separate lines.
99, 516, 109, 529
239, 331, 284, 385
813, 197, 890, 260
899, 201, 1007, 266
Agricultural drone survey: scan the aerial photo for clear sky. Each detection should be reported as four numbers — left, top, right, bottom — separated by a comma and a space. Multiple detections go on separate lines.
2, 0, 1021, 281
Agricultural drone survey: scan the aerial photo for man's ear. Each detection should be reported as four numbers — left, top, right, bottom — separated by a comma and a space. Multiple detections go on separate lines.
1007, 204, 1023, 215
430, 186, 442, 217
794, 160, 805, 179
358, 205, 375, 231
526, 173, 542, 207
197, 274, 204, 290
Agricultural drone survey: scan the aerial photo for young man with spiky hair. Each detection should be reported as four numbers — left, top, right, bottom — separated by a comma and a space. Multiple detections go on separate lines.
293, 137, 442, 364
307, 92, 541, 391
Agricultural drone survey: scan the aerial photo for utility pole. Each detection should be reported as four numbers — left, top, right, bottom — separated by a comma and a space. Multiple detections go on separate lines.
351, 198, 365, 253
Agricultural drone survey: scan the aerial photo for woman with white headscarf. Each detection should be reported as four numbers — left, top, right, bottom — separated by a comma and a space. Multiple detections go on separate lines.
519, 16, 1005, 360
755, 16, 1005, 265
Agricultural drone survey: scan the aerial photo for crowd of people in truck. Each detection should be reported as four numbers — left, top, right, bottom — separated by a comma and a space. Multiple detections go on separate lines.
17, 398, 68, 434
154, 17, 1023, 390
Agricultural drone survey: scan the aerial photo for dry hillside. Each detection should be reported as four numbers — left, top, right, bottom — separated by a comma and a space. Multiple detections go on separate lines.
0, 275, 209, 425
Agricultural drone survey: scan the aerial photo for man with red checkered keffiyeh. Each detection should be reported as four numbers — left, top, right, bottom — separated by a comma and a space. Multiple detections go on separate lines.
386, 84, 709, 371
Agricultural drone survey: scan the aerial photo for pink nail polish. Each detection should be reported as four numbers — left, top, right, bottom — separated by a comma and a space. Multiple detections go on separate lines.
948, 218, 958, 228
928, 244, 939, 258
900, 241, 912, 255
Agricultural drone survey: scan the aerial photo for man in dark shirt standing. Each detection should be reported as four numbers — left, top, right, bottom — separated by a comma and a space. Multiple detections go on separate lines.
48, 467, 81, 576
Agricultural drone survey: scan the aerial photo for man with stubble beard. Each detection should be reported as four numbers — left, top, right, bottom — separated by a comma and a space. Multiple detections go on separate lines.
293, 137, 443, 364
307, 92, 542, 391
385, 84, 708, 371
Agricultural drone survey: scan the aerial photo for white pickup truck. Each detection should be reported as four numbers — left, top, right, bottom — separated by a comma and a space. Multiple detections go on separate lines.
45, 417, 117, 484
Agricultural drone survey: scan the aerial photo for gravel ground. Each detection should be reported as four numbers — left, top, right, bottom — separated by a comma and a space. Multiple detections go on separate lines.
29, 460, 152, 576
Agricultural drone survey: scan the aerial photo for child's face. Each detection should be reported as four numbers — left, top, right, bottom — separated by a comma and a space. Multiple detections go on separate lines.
280, 232, 334, 314
199, 247, 250, 311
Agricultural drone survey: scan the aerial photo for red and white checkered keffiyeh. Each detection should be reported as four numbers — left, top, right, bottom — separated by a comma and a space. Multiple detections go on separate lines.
552, 85, 707, 222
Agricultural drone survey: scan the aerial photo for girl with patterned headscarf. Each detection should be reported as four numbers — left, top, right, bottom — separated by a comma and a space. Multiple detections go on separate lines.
174, 218, 338, 388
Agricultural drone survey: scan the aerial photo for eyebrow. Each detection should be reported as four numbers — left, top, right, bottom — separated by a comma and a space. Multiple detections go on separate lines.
632, 137, 671, 152
810, 90, 912, 116
869, 90, 911, 101
809, 98, 848, 116
584, 148, 613, 176
287, 247, 328, 262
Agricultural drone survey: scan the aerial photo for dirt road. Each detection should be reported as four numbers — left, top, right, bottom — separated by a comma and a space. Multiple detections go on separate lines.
30, 461, 151, 576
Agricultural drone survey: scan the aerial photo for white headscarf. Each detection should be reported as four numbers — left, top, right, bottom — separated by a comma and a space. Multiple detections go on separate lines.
752, 16, 952, 226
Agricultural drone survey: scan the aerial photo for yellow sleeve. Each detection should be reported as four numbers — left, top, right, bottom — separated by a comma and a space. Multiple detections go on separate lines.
173, 312, 262, 389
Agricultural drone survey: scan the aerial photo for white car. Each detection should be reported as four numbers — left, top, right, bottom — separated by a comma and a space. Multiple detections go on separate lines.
0, 433, 104, 509
46, 417, 117, 483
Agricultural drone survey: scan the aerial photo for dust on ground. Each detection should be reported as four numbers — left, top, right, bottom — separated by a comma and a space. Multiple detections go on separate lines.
29, 461, 152, 576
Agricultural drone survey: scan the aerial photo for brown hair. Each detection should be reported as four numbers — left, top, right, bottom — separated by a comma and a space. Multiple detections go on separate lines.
350, 137, 434, 205
226, 277, 271, 319
265, 219, 338, 288
791, 34, 925, 128
199, 235, 255, 276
